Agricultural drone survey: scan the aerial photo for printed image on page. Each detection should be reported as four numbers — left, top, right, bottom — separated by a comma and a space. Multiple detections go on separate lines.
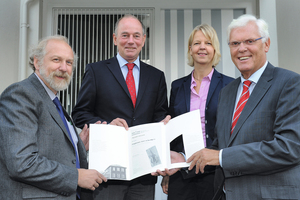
129, 123, 165, 179
89, 124, 130, 180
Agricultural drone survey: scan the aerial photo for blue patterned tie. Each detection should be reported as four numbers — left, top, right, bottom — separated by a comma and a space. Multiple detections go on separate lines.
53, 97, 80, 168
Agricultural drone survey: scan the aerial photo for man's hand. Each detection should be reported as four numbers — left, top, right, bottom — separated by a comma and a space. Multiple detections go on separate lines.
79, 124, 90, 151
110, 118, 129, 130
79, 121, 107, 151
161, 176, 169, 194
170, 151, 186, 163
95, 120, 107, 125
78, 169, 107, 191
151, 151, 185, 176
187, 148, 220, 174
161, 115, 171, 125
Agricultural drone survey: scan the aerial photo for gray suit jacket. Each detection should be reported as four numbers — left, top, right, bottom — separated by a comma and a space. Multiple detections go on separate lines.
0, 74, 91, 199
212, 63, 300, 200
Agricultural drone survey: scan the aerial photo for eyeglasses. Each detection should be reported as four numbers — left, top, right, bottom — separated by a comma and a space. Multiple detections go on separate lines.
228, 37, 263, 48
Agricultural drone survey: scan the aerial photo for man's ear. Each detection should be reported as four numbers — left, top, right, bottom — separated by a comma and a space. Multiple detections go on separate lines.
264, 37, 271, 53
33, 56, 40, 71
113, 33, 117, 46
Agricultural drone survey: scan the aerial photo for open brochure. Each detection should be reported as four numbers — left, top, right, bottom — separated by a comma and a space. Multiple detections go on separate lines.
89, 109, 204, 180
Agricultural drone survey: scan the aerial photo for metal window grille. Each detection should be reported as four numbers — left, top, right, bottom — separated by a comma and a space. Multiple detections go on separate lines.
52, 8, 154, 113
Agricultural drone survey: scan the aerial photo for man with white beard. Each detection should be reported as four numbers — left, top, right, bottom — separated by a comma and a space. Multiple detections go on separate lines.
0, 35, 107, 200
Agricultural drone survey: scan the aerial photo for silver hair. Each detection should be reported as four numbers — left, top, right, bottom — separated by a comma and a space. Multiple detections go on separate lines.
227, 14, 269, 43
114, 14, 145, 36
28, 35, 77, 71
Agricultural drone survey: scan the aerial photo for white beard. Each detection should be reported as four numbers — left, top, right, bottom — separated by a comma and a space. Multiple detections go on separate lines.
39, 65, 72, 92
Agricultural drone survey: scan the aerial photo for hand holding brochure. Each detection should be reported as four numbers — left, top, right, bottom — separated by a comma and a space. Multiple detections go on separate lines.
89, 109, 204, 180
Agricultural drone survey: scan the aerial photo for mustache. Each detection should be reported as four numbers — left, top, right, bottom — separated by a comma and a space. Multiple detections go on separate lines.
53, 71, 71, 79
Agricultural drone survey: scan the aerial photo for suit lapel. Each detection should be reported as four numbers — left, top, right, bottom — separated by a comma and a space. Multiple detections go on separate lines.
206, 69, 221, 106
29, 74, 75, 144
223, 79, 240, 146
49, 104, 71, 140
29, 74, 86, 165
183, 74, 192, 112
106, 57, 132, 99
228, 64, 273, 145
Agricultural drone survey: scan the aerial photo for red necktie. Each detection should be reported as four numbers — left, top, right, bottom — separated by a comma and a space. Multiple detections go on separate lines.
231, 80, 252, 134
126, 63, 136, 107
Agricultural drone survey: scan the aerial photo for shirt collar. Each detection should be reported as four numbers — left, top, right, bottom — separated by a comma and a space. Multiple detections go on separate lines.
240, 61, 268, 84
116, 53, 140, 69
191, 68, 214, 84
34, 73, 58, 101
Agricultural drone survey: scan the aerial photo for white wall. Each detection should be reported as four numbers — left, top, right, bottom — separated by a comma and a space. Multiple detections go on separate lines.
0, 0, 20, 93
259, 0, 278, 67
276, 0, 300, 74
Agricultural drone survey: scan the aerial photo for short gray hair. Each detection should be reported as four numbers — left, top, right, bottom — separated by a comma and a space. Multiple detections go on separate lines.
29, 35, 77, 71
227, 14, 269, 43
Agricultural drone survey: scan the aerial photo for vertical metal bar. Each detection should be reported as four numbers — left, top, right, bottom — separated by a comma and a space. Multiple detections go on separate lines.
145, 9, 147, 62
112, 10, 115, 56
74, 8, 79, 106
95, 9, 99, 62
68, 9, 72, 113
92, 10, 95, 63
87, 10, 90, 66
79, 9, 83, 87
104, 10, 107, 60
52, 8, 57, 35
58, 8, 64, 104
84, 10, 87, 73
108, 9, 111, 59
100, 11, 103, 61
62, 8, 66, 108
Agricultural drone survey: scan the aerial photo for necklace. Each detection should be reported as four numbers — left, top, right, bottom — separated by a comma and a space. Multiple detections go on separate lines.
193, 75, 202, 81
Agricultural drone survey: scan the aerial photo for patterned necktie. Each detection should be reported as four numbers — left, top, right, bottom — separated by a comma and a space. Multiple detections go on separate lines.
53, 97, 80, 168
231, 80, 252, 135
126, 63, 136, 108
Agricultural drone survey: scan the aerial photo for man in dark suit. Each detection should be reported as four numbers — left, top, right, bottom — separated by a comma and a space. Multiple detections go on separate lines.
0, 35, 107, 199
72, 14, 168, 200
187, 14, 300, 200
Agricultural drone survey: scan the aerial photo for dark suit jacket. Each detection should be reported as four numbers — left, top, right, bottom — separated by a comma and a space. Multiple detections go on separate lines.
212, 63, 300, 200
169, 69, 233, 181
169, 69, 234, 151
0, 74, 91, 199
72, 56, 168, 184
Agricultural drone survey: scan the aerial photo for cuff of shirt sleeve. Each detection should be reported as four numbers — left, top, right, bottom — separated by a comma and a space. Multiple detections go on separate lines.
219, 149, 223, 167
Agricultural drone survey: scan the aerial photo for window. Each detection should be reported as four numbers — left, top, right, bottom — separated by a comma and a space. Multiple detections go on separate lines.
52, 8, 154, 113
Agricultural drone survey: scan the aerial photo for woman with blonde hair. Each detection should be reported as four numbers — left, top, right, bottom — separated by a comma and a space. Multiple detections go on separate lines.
162, 24, 234, 200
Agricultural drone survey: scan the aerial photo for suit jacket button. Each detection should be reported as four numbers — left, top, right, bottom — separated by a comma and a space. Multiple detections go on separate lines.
133, 117, 136, 121
205, 120, 207, 124
72, 160, 76, 164
206, 134, 209, 138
